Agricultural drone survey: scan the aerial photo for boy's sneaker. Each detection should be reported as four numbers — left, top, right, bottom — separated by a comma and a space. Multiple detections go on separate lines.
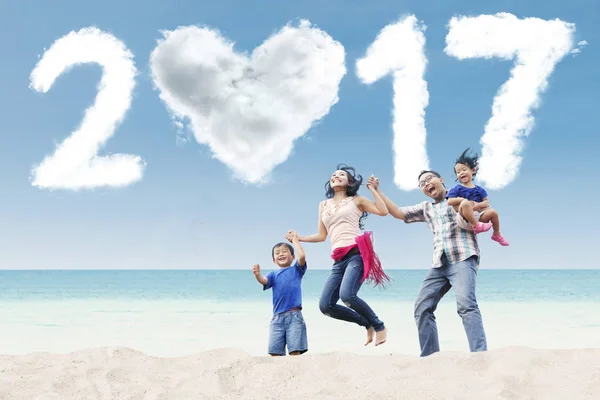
472, 222, 492, 234
491, 233, 509, 246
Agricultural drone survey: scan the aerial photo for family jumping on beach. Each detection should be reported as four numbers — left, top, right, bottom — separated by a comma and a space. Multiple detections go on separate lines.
252, 148, 509, 357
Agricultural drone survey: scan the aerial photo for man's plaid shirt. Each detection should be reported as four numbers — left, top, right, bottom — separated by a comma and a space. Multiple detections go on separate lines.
400, 198, 480, 269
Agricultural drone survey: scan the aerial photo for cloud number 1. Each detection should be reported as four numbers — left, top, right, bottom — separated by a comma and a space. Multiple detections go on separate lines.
356, 15, 430, 190
29, 27, 145, 190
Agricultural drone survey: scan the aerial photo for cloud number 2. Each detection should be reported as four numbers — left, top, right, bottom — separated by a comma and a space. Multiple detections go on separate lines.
29, 27, 145, 190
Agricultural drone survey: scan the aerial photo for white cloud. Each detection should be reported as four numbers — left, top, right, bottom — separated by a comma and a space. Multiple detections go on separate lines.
355, 15, 429, 191
445, 13, 577, 189
571, 40, 588, 55
29, 27, 144, 190
149, 20, 346, 184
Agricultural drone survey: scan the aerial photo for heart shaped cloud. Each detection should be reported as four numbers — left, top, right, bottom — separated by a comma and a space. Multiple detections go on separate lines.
150, 20, 346, 183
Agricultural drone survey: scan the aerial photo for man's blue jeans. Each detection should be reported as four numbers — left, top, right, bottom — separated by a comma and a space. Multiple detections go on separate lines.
414, 255, 487, 357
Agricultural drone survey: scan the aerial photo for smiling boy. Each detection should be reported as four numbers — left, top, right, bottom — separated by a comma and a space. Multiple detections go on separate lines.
252, 233, 308, 356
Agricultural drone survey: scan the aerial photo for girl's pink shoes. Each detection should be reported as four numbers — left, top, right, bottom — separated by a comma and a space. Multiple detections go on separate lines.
491, 233, 509, 246
472, 223, 510, 246
472, 222, 492, 234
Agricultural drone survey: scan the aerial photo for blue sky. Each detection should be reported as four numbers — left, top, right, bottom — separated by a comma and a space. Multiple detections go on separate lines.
0, 0, 598, 270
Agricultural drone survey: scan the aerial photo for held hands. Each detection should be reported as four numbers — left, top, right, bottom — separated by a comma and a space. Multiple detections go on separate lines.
252, 263, 261, 276
367, 175, 380, 190
285, 230, 299, 243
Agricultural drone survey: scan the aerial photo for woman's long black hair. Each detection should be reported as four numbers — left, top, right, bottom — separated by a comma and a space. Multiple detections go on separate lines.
324, 163, 368, 230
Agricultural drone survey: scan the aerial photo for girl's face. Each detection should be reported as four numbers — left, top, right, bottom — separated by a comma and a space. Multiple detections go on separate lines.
454, 163, 475, 184
330, 170, 350, 189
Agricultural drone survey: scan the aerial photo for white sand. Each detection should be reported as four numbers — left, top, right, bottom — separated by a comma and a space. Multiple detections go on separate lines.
0, 347, 598, 399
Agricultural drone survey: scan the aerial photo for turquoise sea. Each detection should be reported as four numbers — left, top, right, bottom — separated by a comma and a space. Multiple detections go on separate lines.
1, 270, 599, 357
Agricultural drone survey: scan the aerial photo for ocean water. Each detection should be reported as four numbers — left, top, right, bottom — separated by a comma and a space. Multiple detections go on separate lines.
1, 270, 599, 357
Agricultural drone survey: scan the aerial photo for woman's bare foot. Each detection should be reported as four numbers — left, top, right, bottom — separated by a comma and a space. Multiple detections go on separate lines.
375, 327, 387, 346
365, 327, 375, 346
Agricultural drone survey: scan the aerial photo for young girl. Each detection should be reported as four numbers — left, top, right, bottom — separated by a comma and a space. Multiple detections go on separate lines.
285, 163, 390, 347
447, 148, 509, 246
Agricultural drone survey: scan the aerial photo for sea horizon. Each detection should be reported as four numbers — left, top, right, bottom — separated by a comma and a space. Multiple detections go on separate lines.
1, 269, 599, 358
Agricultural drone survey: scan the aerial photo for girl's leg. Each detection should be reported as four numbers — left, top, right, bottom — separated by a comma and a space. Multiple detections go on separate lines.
319, 260, 371, 329
479, 209, 499, 234
459, 199, 492, 234
480, 209, 509, 246
458, 199, 478, 227
339, 255, 387, 345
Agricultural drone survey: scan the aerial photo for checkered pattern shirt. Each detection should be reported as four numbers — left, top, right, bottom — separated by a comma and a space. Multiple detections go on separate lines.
400, 199, 480, 269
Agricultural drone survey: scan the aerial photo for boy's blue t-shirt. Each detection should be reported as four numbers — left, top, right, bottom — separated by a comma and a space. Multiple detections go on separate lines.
263, 260, 306, 315
447, 184, 488, 203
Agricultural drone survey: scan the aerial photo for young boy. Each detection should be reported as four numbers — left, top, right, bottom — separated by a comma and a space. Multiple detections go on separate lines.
252, 233, 308, 356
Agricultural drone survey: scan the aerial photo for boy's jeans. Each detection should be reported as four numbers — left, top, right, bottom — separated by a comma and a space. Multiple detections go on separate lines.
319, 253, 385, 332
414, 255, 487, 357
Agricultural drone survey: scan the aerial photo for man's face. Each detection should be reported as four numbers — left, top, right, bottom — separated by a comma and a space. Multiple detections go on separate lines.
418, 173, 445, 200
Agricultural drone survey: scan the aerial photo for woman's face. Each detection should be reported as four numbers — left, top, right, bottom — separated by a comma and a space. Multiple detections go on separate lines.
330, 169, 350, 189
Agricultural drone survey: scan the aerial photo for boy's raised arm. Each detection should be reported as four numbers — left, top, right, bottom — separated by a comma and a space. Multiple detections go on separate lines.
291, 234, 306, 267
252, 264, 268, 286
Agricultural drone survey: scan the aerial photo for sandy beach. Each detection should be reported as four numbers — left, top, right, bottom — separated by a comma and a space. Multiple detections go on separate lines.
0, 346, 598, 399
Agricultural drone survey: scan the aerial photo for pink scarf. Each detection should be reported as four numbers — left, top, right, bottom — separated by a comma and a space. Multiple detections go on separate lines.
330, 231, 390, 288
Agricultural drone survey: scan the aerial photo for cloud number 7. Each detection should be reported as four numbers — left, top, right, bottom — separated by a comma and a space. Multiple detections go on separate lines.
445, 13, 577, 189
